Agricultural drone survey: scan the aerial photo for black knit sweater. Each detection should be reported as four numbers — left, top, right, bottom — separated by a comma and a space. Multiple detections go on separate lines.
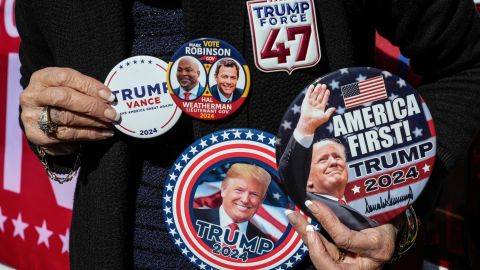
16, 0, 480, 269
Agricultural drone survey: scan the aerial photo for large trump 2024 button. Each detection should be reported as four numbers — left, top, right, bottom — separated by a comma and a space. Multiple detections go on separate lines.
167, 38, 251, 120
276, 67, 436, 225
163, 129, 307, 269
105, 56, 181, 138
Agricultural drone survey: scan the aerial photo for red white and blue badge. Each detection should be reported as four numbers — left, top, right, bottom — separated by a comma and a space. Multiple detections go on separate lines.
247, 0, 321, 74
105, 56, 181, 138
167, 38, 251, 120
276, 67, 437, 224
163, 129, 307, 269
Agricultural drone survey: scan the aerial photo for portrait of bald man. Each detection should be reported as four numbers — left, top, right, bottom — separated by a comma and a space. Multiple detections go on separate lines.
173, 56, 205, 100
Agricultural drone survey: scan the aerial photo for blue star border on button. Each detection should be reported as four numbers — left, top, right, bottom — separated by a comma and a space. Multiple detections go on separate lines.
162, 128, 309, 270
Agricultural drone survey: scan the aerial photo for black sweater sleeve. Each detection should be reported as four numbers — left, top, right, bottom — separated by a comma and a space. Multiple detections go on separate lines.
16, 0, 79, 174
372, 0, 480, 171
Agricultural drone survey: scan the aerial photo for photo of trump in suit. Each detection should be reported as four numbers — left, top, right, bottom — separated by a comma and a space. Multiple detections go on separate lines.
194, 163, 272, 243
279, 84, 378, 231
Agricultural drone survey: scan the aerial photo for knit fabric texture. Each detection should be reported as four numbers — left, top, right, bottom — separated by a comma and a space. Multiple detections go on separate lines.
131, 1, 195, 269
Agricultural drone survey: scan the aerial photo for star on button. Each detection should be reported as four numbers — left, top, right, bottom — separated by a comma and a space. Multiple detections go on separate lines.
199, 262, 207, 269
164, 206, 172, 214
169, 228, 177, 236
329, 79, 340, 90
181, 154, 190, 162
294, 253, 303, 261
233, 130, 242, 138
397, 78, 406, 88
209, 134, 219, 143
165, 183, 174, 192
35, 220, 53, 248
221, 131, 230, 140
174, 163, 183, 171
413, 127, 423, 138
189, 146, 198, 155
301, 245, 308, 252
291, 104, 301, 114
199, 139, 208, 148
181, 247, 189, 255
175, 238, 182, 246
164, 195, 172, 203
166, 217, 173, 225
169, 172, 178, 181
257, 132, 266, 142
245, 130, 254, 139
356, 74, 367, 82
268, 137, 276, 146
12, 213, 28, 240
340, 68, 349, 74
190, 256, 197, 263
286, 261, 294, 268
382, 71, 392, 78
422, 163, 430, 173
281, 120, 292, 130
352, 185, 360, 194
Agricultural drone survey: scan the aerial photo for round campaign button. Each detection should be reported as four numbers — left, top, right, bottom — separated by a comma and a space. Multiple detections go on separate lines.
105, 56, 181, 138
167, 38, 251, 120
276, 67, 437, 226
163, 129, 307, 270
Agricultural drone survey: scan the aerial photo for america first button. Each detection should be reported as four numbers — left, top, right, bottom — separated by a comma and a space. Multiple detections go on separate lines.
277, 67, 437, 226
105, 56, 181, 138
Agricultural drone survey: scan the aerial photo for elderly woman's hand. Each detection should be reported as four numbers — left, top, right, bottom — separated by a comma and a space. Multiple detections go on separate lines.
287, 200, 397, 270
20, 67, 118, 155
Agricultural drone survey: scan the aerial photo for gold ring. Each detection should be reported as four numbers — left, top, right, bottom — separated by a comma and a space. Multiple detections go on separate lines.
38, 106, 57, 135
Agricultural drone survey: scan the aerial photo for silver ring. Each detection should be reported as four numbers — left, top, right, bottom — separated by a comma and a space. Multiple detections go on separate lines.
38, 106, 58, 135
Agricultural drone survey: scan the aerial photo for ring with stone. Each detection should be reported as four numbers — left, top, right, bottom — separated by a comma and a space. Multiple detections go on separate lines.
38, 106, 58, 135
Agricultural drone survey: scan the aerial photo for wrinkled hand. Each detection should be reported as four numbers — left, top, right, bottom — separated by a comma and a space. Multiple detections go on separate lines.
286, 200, 396, 270
20, 67, 119, 155
297, 84, 336, 135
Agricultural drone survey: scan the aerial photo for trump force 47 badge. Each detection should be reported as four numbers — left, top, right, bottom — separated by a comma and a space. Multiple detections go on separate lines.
247, 0, 321, 74
163, 129, 307, 269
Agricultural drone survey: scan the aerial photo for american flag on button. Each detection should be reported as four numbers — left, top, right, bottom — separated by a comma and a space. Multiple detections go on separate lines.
341, 75, 387, 109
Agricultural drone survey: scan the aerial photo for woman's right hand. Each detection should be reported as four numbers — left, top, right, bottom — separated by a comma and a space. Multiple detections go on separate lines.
20, 67, 119, 155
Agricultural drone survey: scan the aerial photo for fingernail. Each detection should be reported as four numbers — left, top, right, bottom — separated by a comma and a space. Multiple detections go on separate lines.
99, 89, 115, 102
285, 209, 297, 225
104, 107, 120, 121
306, 225, 315, 245
102, 130, 115, 137
305, 200, 319, 213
